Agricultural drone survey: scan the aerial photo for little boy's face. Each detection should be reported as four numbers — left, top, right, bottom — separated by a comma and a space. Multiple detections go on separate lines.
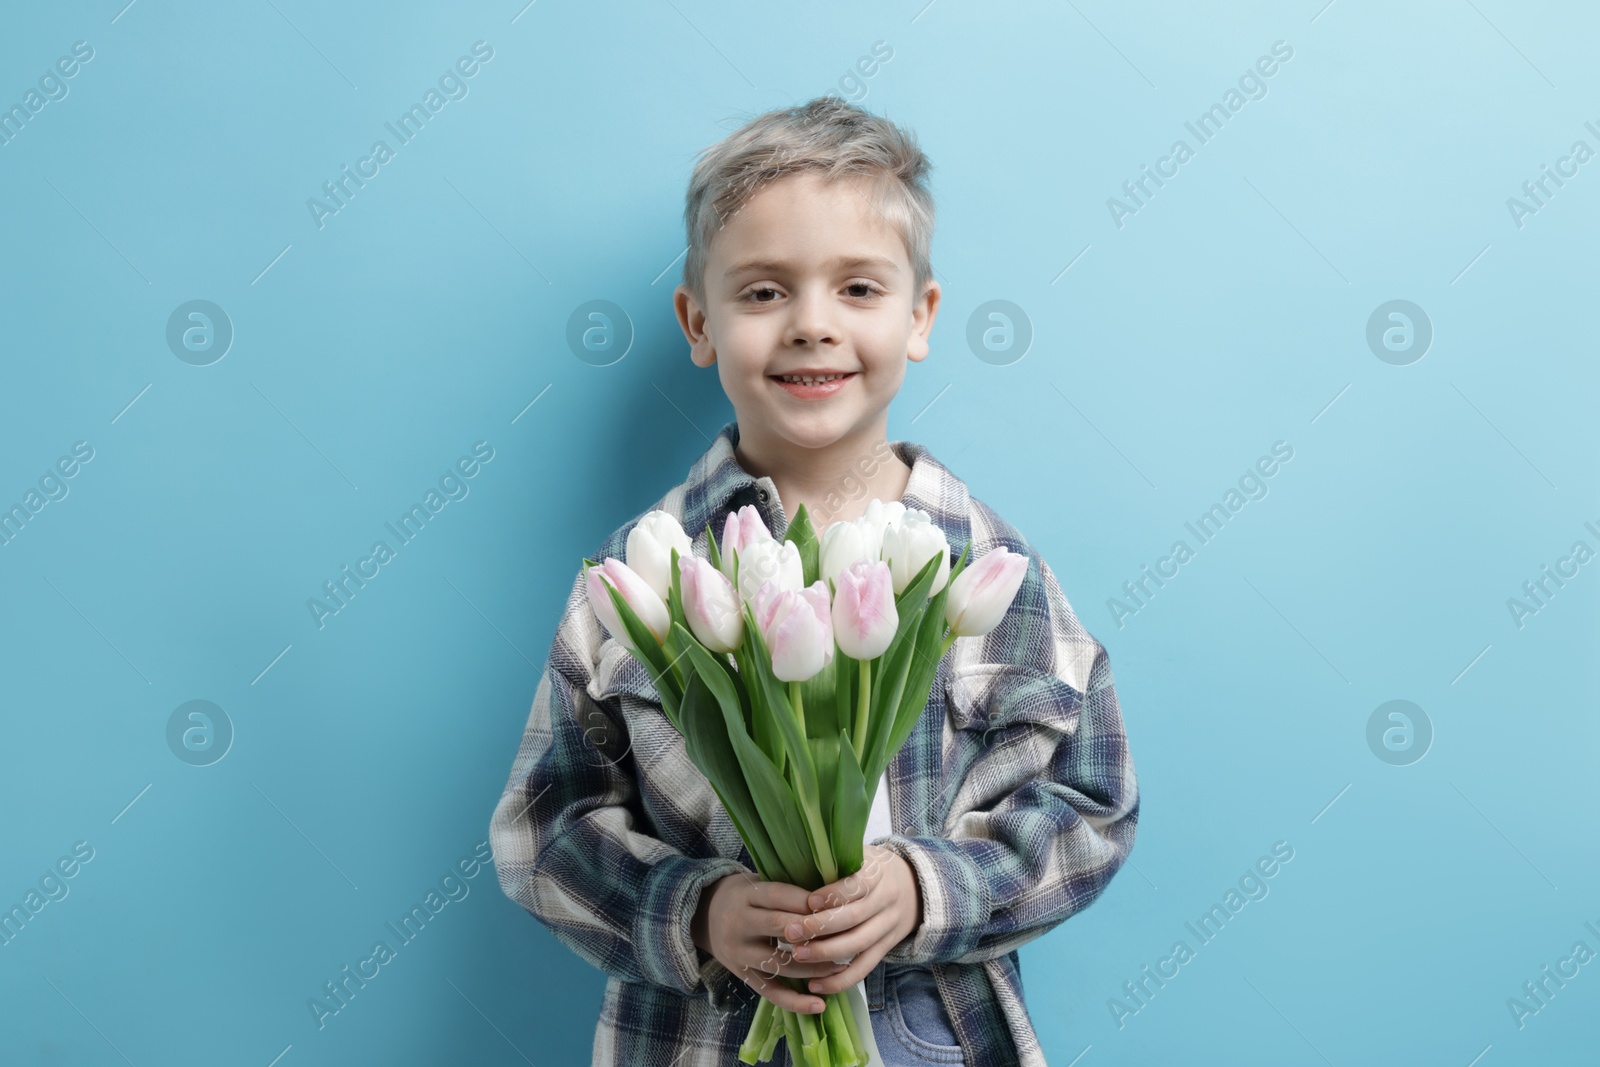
675, 170, 939, 452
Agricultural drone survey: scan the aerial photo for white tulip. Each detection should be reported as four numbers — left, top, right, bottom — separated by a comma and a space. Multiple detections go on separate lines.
880, 510, 950, 596
862, 498, 907, 539
625, 510, 693, 600
734, 538, 803, 604
819, 517, 875, 590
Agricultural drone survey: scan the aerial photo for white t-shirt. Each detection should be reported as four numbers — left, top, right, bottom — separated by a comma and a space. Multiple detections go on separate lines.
863, 770, 893, 846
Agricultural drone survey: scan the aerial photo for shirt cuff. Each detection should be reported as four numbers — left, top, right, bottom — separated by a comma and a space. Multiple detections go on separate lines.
874, 834, 991, 964
633, 854, 749, 996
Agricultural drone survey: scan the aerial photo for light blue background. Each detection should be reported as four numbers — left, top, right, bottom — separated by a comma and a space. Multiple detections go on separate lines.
2, 1, 1595, 1064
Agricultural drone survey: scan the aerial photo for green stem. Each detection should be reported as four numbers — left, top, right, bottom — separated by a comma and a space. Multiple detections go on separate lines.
758, 1005, 784, 1060
939, 627, 957, 661
852, 658, 871, 760
787, 678, 839, 884
836, 988, 866, 1064
761, 1004, 787, 1062
740, 998, 776, 1063
782, 1006, 804, 1065
790, 1004, 819, 1062
823, 994, 858, 1065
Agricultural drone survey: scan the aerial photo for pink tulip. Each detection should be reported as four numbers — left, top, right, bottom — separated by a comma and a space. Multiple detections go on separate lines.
586, 557, 670, 654
719, 504, 773, 584
679, 556, 744, 654
754, 579, 834, 682
945, 547, 1029, 637
831, 559, 898, 660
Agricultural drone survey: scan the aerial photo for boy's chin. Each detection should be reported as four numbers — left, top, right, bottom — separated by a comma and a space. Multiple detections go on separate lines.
743, 406, 881, 449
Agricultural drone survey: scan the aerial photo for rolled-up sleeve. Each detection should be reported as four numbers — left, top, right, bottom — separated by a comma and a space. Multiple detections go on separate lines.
488, 571, 748, 997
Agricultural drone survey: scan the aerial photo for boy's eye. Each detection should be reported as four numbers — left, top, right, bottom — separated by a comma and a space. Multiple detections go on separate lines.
740, 282, 885, 303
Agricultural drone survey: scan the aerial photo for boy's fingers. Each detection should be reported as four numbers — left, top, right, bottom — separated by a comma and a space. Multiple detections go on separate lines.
789, 895, 869, 942
751, 880, 814, 914
795, 911, 894, 966
806, 867, 878, 911
762, 909, 813, 940
775, 959, 852, 979
804, 934, 891, 995
738, 968, 824, 1015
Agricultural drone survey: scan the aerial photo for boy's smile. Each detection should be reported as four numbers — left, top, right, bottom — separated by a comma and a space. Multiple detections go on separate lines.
674, 169, 940, 515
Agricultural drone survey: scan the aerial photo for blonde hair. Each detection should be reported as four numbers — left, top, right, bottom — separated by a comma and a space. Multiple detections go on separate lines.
681, 96, 935, 307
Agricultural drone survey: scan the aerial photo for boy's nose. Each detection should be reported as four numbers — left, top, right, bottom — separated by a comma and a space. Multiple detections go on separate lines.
783, 290, 839, 348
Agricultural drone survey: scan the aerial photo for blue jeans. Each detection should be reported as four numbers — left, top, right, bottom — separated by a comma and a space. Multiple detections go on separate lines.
867, 965, 966, 1065
779, 963, 966, 1065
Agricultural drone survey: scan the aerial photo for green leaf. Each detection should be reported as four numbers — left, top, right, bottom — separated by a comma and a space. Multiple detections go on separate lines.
799, 654, 840, 739
736, 645, 786, 771
863, 609, 920, 784
731, 723, 821, 888
784, 503, 821, 587
830, 729, 868, 877
682, 633, 832, 887
705, 521, 722, 573
833, 648, 857, 746
883, 541, 973, 765
810, 732, 839, 836
859, 549, 947, 779
739, 603, 822, 814
739, 602, 837, 883
679, 668, 784, 880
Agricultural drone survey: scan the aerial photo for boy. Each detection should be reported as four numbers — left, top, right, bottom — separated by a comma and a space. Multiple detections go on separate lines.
489, 97, 1139, 1066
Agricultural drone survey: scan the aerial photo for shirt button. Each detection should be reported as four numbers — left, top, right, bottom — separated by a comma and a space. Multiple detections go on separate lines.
757, 489, 769, 502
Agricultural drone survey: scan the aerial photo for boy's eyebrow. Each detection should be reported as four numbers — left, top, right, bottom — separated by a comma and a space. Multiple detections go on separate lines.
722, 254, 901, 278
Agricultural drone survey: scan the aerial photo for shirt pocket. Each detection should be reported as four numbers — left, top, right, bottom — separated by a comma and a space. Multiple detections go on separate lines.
941, 663, 1086, 817
944, 662, 1084, 743
587, 636, 661, 708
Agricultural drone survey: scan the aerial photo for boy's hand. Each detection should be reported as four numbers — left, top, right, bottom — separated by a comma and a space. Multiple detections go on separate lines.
782, 844, 923, 996
692, 871, 850, 1015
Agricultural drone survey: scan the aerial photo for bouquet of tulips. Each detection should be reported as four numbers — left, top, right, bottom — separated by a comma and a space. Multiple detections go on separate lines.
583, 498, 1028, 1066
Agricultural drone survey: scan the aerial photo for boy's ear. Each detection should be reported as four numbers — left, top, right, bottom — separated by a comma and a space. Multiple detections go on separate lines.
907, 279, 941, 364
674, 283, 717, 368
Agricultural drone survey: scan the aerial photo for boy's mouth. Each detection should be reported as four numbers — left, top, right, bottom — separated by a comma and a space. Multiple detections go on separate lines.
768, 370, 857, 400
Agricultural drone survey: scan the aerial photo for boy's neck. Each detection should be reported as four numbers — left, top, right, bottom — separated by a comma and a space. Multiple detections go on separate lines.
733, 420, 913, 529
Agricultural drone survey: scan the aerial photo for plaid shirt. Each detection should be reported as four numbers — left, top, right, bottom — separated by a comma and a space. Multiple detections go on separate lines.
489, 420, 1139, 1065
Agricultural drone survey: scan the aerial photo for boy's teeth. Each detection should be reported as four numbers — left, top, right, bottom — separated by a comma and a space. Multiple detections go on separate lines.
779, 374, 845, 383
